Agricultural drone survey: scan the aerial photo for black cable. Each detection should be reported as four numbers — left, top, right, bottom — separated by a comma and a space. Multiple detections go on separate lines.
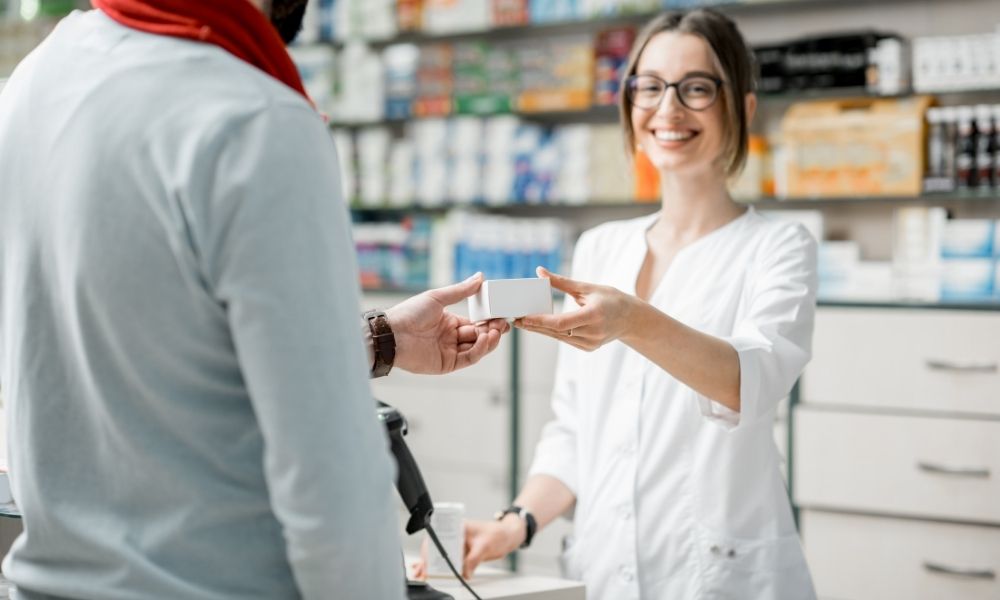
425, 523, 483, 600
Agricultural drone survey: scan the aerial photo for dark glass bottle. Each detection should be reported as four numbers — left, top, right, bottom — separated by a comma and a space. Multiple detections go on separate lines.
975, 104, 994, 191
955, 106, 977, 190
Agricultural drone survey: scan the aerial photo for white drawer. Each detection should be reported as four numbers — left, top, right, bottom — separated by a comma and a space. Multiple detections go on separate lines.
794, 408, 1000, 524
371, 382, 509, 472
519, 330, 560, 393
801, 510, 1000, 600
802, 308, 1000, 416
417, 464, 510, 521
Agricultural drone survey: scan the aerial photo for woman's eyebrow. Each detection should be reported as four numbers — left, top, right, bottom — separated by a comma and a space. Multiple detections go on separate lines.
635, 69, 720, 79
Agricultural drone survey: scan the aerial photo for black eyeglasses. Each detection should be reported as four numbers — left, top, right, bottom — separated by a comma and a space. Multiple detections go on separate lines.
625, 74, 723, 111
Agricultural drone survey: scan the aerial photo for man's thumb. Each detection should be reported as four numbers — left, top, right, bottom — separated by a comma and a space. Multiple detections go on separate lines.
429, 272, 483, 305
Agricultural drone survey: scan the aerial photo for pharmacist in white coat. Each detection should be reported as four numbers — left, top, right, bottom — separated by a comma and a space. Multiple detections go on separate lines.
454, 9, 818, 600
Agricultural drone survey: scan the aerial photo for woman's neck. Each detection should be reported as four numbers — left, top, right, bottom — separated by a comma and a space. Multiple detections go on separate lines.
653, 167, 744, 238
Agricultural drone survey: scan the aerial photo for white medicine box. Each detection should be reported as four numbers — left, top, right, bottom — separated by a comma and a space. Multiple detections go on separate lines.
468, 278, 553, 322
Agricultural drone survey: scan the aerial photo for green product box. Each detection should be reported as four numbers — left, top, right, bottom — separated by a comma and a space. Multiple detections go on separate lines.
454, 94, 513, 115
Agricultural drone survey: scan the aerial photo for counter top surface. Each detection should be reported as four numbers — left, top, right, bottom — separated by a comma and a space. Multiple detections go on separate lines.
419, 571, 584, 600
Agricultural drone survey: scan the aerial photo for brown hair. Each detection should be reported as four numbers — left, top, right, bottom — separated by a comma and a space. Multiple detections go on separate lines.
618, 9, 756, 177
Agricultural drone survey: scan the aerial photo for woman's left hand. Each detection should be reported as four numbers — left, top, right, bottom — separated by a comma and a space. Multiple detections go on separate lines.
515, 267, 640, 352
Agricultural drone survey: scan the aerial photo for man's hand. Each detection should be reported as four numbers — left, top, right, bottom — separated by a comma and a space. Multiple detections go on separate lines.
386, 273, 509, 375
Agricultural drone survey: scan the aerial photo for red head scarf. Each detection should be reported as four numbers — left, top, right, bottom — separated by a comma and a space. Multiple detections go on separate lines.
91, 0, 311, 104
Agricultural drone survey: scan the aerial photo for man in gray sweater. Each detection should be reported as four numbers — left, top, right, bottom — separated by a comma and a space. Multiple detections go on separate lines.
0, 0, 506, 598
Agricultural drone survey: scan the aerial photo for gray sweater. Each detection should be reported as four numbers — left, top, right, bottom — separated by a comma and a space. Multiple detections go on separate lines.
0, 10, 403, 599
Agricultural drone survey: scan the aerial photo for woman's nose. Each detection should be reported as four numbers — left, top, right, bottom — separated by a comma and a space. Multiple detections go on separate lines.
654, 87, 684, 118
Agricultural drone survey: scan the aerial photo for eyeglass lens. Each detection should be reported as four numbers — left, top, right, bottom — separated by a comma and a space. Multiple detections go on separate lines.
627, 75, 720, 111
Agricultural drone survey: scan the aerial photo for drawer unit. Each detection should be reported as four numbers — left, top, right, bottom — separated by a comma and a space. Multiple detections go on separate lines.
519, 331, 560, 394
801, 510, 1000, 600
418, 464, 509, 521
372, 381, 509, 472
802, 308, 1000, 416
794, 407, 1000, 524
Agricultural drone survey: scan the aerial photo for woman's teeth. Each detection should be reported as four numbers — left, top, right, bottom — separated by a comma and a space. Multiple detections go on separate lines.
654, 130, 695, 142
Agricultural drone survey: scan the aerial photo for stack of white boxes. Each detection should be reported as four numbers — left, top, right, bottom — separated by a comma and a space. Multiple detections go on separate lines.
795, 306, 1000, 599
912, 26, 1000, 93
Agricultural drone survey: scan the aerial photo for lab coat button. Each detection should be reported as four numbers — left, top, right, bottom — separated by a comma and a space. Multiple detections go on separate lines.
619, 506, 633, 520
619, 565, 635, 582
727, 548, 737, 558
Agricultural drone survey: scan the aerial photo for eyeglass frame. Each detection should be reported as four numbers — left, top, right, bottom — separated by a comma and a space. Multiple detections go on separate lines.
624, 73, 725, 112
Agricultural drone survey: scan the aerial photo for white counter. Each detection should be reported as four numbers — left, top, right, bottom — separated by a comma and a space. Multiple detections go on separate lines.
421, 571, 584, 600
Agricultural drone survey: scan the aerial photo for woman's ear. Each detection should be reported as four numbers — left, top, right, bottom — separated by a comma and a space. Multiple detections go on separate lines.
744, 92, 758, 126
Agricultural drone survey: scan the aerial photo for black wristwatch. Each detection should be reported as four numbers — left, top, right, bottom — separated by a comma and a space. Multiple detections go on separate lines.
495, 505, 536, 549
363, 309, 395, 378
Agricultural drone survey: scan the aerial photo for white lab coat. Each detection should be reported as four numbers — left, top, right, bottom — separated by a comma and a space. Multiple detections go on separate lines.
530, 208, 818, 600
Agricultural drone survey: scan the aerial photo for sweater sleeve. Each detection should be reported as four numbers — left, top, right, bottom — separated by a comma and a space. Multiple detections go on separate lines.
194, 101, 404, 600
697, 222, 818, 430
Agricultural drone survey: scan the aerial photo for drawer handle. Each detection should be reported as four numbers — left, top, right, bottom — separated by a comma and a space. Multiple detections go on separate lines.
917, 461, 990, 478
925, 359, 998, 374
923, 561, 996, 580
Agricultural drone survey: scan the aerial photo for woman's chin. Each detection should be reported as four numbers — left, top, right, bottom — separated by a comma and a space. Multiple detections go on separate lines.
647, 154, 710, 175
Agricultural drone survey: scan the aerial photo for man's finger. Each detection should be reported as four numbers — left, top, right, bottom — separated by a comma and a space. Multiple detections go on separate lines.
486, 318, 510, 334
457, 324, 480, 344
536, 266, 589, 295
484, 328, 502, 353
455, 331, 491, 370
427, 272, 483, 306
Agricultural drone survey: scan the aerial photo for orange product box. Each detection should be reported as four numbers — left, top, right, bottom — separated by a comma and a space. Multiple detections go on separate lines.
397, 0, 423, 31
780, 95, 933, 198
517, 89, 592, 113
633, 149, 660, 202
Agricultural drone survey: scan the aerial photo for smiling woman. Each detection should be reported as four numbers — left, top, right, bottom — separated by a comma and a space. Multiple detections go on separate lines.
452, 7, 819, 600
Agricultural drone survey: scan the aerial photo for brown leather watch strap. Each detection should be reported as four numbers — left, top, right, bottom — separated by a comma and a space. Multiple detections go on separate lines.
364, 310, 395, 378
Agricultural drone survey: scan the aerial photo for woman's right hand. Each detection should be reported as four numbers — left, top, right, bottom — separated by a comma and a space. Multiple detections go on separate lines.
461, 516, 526, 577
411, 516, 525, 580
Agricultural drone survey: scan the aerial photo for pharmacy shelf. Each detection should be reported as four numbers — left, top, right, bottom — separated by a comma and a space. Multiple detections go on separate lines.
359, 287, 1000, 311
350, 192, 1000, 216
819, 299, 1000, 312
752, 193, 1000, 209
331, 104, 620, 128
329, 86, 1000, 128
335, 0, 915, 49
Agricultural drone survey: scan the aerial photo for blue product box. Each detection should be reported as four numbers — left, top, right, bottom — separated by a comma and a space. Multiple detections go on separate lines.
940, 257, 995, 300
384, 98, 412, 121
530, 0, 579, 23
995, 219, 1000, 258
941, 219, 995, 258
995, 260, 1000, 300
